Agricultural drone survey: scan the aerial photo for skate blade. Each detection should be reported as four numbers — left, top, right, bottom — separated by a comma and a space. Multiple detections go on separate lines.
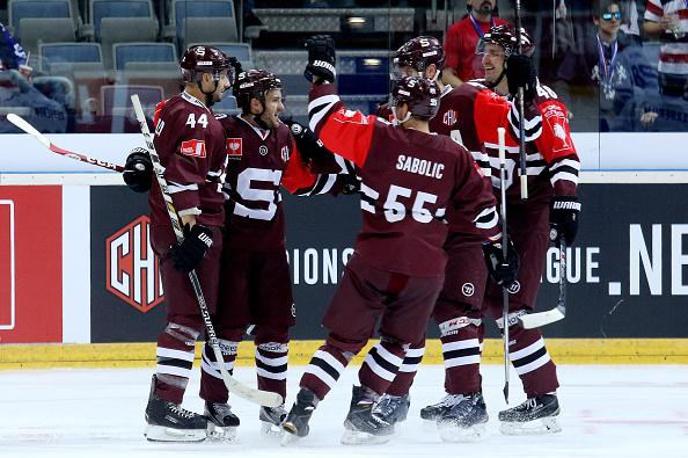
340, 427, 392, 445
499, 416, 562, 435
261, 420, 283, 438
144, 424, 206, 442
437, 421, 487, 442
206, 423, 238, 442
280, 422, 303, 446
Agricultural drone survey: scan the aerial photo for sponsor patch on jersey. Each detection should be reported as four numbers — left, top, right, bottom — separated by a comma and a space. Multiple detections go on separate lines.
180, 139, 206, 158
543, 104, 573, 154
226, 138, 243, 159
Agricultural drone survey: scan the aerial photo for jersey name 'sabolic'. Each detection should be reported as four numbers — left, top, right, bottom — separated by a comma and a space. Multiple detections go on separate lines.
151, 91, 227, 227
308, 84, 500, 277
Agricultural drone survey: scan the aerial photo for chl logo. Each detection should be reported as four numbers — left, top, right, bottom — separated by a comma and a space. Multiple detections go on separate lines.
443, 109, 457, 126
106, 215, 164, 313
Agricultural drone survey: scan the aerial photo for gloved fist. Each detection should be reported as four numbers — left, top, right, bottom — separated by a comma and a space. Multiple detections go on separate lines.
304, 35, 336, 83
122, 147, 153, 193
289, 121, 341, 174
550, 196, 581, 245
506, 54, 537, 103
169, 224, 213, 273
483, 238, 520, 289
338, 173, 361, 195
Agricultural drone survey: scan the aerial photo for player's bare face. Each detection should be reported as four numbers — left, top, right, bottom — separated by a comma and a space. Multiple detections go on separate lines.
481, 44, 505, 83
260, 88, 285, 129
201, 70, 231, 103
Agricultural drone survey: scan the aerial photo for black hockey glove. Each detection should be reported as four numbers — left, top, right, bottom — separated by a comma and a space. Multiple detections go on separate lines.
482, 238, 520, 289
506, 54, 537, 103
288, 121, 341, 174
550, 196, 581, 245
338, 173, 361, 195
169, 224, 214, 273
304, 34, 336, 83
122, 147, 153, 193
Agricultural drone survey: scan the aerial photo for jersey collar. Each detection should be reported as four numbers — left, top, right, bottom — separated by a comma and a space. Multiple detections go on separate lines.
237, 115, 271, 141
181, 90, 211, 113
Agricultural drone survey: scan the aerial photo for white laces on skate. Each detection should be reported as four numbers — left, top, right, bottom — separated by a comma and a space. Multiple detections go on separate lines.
439, 394, 465, 407
525, 398, 538, 410
168, 404, 196, 419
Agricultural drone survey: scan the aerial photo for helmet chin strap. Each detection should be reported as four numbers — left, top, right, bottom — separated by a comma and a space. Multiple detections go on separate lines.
197, 73, 220, 107
392, 106, 412, 125
251, 98, 271, 130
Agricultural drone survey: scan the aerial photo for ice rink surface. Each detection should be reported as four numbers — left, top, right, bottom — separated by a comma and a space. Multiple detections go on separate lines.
1, 364, 687, 458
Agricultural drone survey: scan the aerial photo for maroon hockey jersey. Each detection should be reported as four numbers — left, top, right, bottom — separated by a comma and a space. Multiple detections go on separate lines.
150, 91, 227, 228
308, 83, 500, 277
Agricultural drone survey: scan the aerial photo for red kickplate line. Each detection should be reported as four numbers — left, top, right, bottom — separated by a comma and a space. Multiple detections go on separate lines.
0, 200, 15, 330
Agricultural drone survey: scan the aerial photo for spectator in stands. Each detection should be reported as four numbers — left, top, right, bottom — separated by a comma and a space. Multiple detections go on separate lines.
613, 80, 688, 131
442, 0, 510, 87
0, 22, 32, 82
555, 0, 652, 131
644, 0, 688, 96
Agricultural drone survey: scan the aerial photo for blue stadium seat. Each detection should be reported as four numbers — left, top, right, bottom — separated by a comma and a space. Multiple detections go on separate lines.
172, 0, 236, 44
90, 0, 155, 40
100, 84, 163, 116
214, 95, 239, 115
9, 0, 73, 37
39, 43, 103, 72
113, 43, 177, 71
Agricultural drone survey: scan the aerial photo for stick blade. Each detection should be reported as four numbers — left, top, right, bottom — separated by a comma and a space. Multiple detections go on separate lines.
518, 307, 565, 329
6, 113, 51, 148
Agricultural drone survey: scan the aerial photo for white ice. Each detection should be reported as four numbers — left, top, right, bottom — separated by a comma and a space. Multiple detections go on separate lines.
1, 364, 687, 458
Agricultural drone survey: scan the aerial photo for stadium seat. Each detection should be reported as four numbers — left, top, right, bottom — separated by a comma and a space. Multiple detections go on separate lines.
100, 17, 159, 70
113, 43, 177, 71
17, 18, 76, 58
8, 0, 74, 37
213, 95, 240, 115
90, 0, 155, 40
170, 0, 237, 49
119, 62, 181, 99
39, 42, 103, 73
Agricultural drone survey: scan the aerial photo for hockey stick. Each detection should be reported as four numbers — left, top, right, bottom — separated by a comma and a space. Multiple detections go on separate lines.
519, 239, 566, 329
6, 113, 124, 172
497, 127, 510, 404
514, 0, 529, 200
130, 95, 282, 408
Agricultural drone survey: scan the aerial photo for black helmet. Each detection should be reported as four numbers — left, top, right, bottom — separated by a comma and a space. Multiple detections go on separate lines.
391, 76, 440, 121
233, 69, 283, 114
393, 36, 445, 73
480, 25, 534, 57
180, 45, 232, 84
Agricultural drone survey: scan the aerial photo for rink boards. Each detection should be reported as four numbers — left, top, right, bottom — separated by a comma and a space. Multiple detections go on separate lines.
0, 171, 687, 366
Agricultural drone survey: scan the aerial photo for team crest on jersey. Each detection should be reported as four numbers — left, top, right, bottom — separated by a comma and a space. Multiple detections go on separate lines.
443, 109, 457, 126
259, 145, 269, 156
281, 145, 290, 162
180, 139, 206, 158
226, 138, 243, 159
543, 105, 572, 153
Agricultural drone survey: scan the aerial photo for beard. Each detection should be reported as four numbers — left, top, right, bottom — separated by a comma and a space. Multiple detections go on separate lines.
476, 1, 494, 15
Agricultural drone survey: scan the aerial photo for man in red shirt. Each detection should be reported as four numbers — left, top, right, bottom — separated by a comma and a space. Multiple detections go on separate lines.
442, 0, 510, 88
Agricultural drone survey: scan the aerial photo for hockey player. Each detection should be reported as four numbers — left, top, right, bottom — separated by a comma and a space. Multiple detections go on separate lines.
372, 33, 537, 441
281, 35, 512, 445
128, 45, 233, 442
376, 27, 579, 437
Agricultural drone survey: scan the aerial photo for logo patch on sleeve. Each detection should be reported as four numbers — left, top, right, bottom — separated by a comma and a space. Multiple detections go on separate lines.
226, 138, 243, 160
543, 105, 572, 153
180, 139, 206, 158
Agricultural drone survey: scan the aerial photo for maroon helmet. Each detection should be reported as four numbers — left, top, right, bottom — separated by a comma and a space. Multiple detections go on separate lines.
180, 45, 232, 84
480, 25, 534, 57
233, 69, 283, 113
393, 36, 445, 73
391, 76, 440, 121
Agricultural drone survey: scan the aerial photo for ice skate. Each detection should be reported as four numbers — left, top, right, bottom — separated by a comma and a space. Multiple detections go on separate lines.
281, 388, 318, 445
372, 393, 410, 427
437, 393, 489, 442
341, 386, 394, 445
260, 404, 287, 436
420, 393, 465, 422
204, 402, 240, 441
143, 376, 207, 442
499, 394, 561, 435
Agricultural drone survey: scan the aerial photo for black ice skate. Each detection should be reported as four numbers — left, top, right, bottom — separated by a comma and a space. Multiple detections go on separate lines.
281, 388, 318, 444
436, 393, 489, 442
341, 385, 394, 445
144, 376, 207, 442
372, 393, 410, 426
499, 394, 561, 435
419, 394, 465, 421
205, 402, 240, 441
260, 404, 287, 436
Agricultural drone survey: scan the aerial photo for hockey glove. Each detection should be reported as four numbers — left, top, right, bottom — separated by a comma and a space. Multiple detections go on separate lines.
506, 54, 537, 103
170, 224, 214, 273
122, 147, 153, 193
289, 121, 342, 174
304, 35, 336, 83
482, 238, 520, 289
338, 173, 361, 195
550, 196, 581, 245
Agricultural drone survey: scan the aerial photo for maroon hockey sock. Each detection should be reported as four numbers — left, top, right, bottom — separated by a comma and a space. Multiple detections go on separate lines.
440, 321, 482, 394
300, 344, 351, 401
199, 339, 238, 403
255, 342, 288, 400
386, 343, 425, 396
508, 326, 559, 396
154, 322, 199, 404
358, 339, 406, 395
